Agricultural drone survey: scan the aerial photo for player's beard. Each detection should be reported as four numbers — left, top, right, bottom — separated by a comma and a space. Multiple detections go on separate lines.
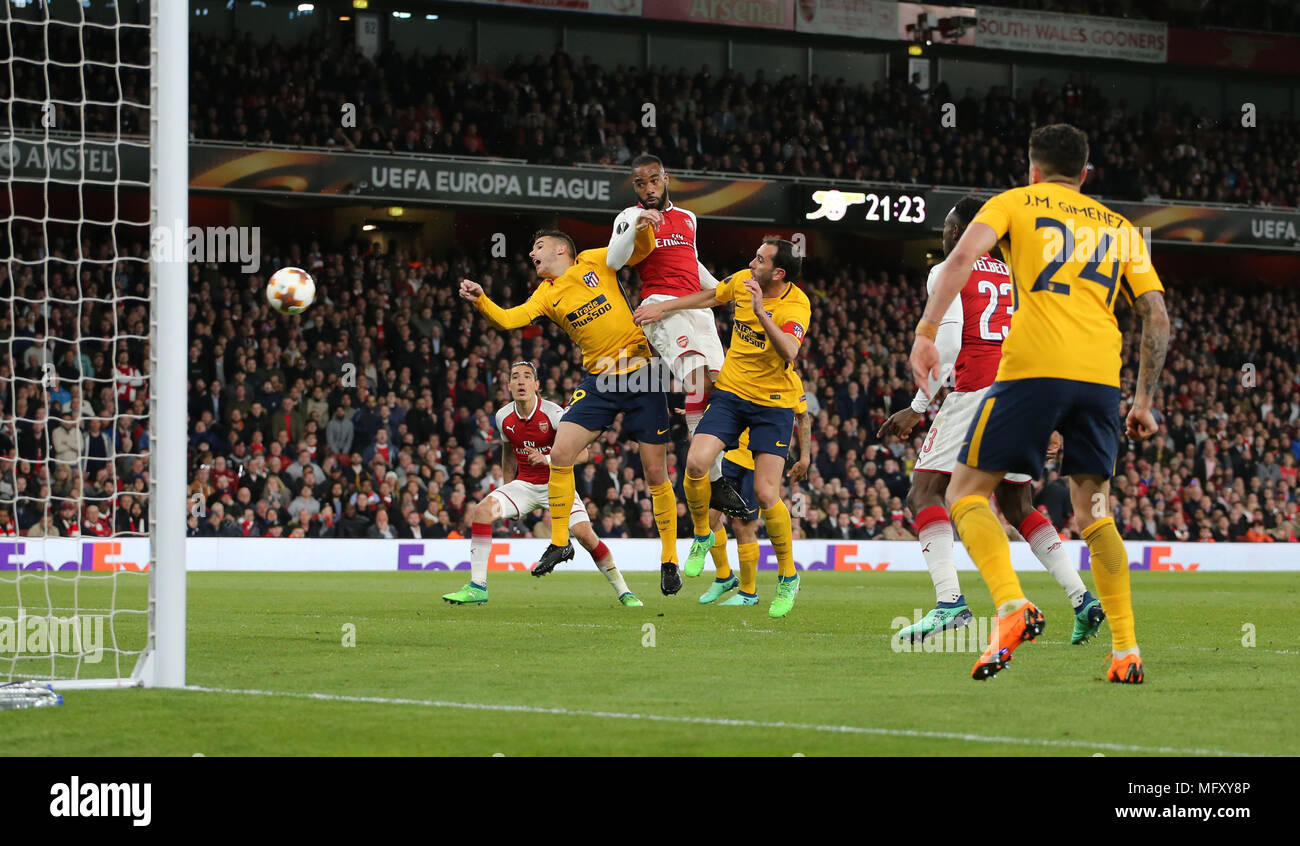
641, 189, 669, 210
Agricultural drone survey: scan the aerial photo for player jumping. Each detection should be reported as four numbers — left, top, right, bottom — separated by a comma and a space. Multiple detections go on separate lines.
461, 228, 686, 596
910, 124, 1169, 682
442, 361, 643, 607
606, 154, 749, 521
878, 196, 1105, 645
636, 237, 811, 618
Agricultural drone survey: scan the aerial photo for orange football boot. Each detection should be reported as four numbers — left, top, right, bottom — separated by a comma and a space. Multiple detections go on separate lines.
1106, 651, 1145, 684
971, 601, 1045, 680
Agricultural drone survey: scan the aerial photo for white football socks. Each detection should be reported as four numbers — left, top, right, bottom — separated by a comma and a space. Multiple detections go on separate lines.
1023, 519, 1087, 607
918, 520, 962, 605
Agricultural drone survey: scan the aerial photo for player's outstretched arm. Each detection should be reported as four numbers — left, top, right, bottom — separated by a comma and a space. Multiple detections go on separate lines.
1127, 290, 1169, 440
460, 278, 541, 330
910, 222, 997, 394
632, 287, 719, 325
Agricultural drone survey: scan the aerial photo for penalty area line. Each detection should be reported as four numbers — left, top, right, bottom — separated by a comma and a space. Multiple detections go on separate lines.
184, 685, 1260, 757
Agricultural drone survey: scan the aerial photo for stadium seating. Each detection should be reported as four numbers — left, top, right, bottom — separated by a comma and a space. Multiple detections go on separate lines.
3, 224, 1295, 545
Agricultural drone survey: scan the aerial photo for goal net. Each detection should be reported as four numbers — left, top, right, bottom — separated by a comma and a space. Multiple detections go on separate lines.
1, 0, 185, 689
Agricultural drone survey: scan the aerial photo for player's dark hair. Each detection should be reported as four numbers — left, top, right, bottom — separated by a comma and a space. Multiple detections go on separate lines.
950, 195, 986, 227
532, 229, 576, 259
762, 237, 802, 283
630, 154, 664, 171
510, 360, 539, 379
1028, 123, 1089, 179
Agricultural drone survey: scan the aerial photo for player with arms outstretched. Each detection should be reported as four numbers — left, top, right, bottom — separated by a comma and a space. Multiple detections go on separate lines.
878, 196, 1105, 644
607, 154, 748, 521
636, 238, 811, 618
698, 377, 812, 607
910, 124, 1169, 682
442, 361, 642, 607
461, 229, 686, 596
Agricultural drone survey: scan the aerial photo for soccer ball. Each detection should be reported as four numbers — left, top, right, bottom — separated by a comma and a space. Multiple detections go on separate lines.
266, 267, 316, 315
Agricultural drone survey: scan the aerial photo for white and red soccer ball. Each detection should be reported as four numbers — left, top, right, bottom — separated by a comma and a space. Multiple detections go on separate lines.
266, 267, 316, 316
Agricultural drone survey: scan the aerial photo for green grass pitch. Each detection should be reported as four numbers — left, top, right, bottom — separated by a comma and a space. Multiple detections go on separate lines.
3, 572, 1298, 756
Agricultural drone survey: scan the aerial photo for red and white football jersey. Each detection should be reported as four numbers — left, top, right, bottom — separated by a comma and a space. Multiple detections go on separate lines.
494, 397, 565, 485
927, 253, 1014, 392
612, 202, 701, 298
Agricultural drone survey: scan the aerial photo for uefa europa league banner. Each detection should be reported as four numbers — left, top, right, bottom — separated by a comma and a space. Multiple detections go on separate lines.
188, 144, 788, 221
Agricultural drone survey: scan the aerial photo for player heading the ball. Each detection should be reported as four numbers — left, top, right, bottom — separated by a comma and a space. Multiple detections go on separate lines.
606, 154, 747, 520
460, 229, 686, 596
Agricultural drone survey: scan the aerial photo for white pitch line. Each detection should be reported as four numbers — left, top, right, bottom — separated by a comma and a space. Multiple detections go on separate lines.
185, 685, 1265, 757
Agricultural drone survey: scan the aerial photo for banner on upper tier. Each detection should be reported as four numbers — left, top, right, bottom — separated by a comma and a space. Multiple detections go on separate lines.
180, 538, 1300, 572
188, 145, 786, 221
798, 184, 1300, 250
794, 0, 897, 40
1167, 27, 1300, 73
439, 0, 642, 15
644, 0, 795, 30
975, 5, 1167, 62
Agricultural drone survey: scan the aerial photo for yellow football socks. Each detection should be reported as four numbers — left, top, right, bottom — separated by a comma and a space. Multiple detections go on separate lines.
951, 494, 1024, 610
683, 472, 713, 537
710, 524, 731, 580
1082, 517, 1137, 650
547, 464, 575, 547
762, 500, 796, 578
738, 541, 759, 594
650, 481, 678, 564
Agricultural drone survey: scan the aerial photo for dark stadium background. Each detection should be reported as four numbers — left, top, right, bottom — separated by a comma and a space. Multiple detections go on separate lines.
3, 0, 1298, 548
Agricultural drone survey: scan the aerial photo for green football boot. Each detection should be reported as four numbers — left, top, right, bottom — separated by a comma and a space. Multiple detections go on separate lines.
618, 592, 644, 607
718, 591, 759, 606
768, 574, 801, 618
682, 532, 716, 578
699, 574, 740, 604
1071, 591, 1106, 644
896, 600, 973, 643
442, 583, 488, 605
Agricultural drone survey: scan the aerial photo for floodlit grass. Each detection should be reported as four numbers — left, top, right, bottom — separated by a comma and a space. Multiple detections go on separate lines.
3, 572, 1297, 756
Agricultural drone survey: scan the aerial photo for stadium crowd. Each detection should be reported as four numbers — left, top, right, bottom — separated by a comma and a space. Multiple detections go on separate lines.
178, 39, 1300, 209
2, 227, 1297, 545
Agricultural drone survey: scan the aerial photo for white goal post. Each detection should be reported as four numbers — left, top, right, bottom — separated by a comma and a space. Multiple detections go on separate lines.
145, 0, 187, 690
0, 0, 185, 691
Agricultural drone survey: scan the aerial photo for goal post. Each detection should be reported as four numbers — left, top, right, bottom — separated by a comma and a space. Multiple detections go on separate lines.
146, 0, 187, 689
1, 0, 185, 691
